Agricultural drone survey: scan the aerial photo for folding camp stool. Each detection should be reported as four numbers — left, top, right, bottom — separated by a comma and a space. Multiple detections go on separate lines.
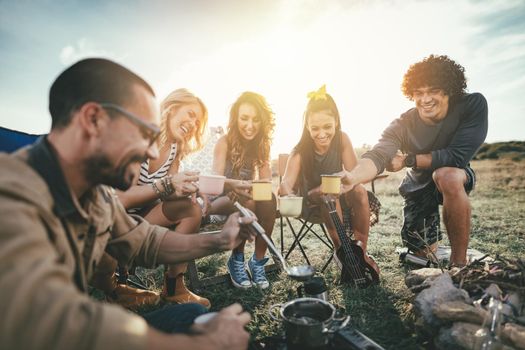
282, 190, 383, 273
281, 211, 334, 272
278, 151, 386, 273
277, 153, 334, 271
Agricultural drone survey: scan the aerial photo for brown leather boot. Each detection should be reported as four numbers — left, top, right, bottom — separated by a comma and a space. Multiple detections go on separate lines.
93, 271, 160, 310
108, 283, 161, 310
161, 273, 211, 308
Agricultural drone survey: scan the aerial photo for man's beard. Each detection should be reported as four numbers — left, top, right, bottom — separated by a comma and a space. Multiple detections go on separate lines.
85, 153, 146, 191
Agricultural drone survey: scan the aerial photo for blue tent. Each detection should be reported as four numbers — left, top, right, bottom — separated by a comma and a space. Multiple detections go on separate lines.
0, 126, 42, 153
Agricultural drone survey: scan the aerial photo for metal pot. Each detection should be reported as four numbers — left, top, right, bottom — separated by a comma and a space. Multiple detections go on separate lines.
269, 297, 350, 349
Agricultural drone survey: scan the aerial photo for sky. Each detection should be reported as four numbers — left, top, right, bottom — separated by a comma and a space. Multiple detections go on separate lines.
1, 0, 524, 158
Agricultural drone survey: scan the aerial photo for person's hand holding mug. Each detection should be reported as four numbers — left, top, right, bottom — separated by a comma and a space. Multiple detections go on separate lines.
191, 303, 251, 350
230, 179, 252, 200
338, 170, 357, 194
168, 171, 200, 198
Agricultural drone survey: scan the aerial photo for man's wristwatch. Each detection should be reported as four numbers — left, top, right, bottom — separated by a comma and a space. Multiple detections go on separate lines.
404, 153, 417, 168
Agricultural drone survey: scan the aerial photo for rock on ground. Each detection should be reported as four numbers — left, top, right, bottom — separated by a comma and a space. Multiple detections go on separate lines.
502, 323, 525, 350
405, 268, 443, 289
436, 322, 515, 350
433, 301, 488, 325
413, 273, 470, 333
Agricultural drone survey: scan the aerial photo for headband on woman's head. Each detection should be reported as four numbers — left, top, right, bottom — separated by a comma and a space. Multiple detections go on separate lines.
307, 84, 328, 101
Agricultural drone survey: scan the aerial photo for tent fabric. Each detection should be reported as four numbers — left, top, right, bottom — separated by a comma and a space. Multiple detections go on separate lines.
0, 126, 41, 153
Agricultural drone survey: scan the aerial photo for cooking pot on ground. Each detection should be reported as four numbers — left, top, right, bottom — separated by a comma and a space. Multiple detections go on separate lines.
269, 297, 350, 349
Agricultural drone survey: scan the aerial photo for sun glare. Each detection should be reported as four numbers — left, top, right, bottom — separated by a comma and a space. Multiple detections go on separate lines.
155, 3, 425, 158
189, 1, 471, 156
1, 1, 522, 146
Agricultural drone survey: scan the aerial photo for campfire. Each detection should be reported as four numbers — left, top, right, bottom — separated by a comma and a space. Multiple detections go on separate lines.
405, 255, 525, 349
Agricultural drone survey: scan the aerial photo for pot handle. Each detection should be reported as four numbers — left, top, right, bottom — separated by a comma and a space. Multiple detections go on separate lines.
333, 307, 348, 323
324, 315, 351, 334
268, 303, 282, 321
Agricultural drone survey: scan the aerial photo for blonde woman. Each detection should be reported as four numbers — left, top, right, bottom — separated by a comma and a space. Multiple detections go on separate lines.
117, 88, 210, 308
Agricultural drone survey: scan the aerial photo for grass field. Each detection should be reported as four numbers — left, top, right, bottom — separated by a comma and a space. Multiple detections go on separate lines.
130, 158, 525, 349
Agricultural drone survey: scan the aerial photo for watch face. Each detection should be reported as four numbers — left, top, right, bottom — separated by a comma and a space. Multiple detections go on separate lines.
405, 154, 416, 168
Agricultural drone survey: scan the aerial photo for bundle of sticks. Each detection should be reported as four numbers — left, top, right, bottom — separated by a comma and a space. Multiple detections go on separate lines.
451, 254, 525, 297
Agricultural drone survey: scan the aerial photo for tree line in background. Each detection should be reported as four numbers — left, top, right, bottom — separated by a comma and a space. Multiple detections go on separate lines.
473, 141, 525, 161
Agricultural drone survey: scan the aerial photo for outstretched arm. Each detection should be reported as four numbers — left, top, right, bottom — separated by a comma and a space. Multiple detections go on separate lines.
387, 94, 488, 172
279, 151, 301, 195
156, 212, 257, 264
341, 158, 380, 192
116, 171, 199, 209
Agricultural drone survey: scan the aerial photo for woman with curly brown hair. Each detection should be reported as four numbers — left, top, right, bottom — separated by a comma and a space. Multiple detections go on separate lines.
208, 91, 277, 289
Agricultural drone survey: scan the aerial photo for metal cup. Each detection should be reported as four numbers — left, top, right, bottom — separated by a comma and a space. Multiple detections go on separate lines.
252, 180, 272, 201
320, 175, 341, 194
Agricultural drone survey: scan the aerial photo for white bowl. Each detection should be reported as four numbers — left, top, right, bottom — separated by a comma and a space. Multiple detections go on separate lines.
279, 196, 303, 217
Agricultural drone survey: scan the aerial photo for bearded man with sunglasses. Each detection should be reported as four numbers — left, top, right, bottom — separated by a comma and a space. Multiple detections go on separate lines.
341, 55, 488, 268
0, 58, 254, 350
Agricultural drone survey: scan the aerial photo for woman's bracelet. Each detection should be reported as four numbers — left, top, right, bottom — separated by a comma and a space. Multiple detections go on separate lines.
163, 175, 174, 195
153, 176, 175, 201
151, 181, 164, 200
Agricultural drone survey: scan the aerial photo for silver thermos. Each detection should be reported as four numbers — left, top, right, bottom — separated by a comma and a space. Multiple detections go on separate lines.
399, 251, 435, 267
297, 277, 328, 301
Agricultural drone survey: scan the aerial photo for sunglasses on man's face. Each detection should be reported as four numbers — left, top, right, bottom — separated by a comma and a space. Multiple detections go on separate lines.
99, 103, 160, 146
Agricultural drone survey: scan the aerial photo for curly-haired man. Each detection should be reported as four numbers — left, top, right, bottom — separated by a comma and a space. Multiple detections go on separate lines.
341, 55, 488, 267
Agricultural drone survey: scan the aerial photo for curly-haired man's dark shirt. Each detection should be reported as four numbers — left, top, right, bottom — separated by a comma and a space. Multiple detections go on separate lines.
363, 92, 488, 196
360, 92, 487, 255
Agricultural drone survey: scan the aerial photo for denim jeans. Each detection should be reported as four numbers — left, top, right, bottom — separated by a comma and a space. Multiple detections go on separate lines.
142, 303, 208, 334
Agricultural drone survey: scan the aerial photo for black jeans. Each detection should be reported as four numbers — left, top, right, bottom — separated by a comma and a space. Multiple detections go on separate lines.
142, 303, 208, 334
